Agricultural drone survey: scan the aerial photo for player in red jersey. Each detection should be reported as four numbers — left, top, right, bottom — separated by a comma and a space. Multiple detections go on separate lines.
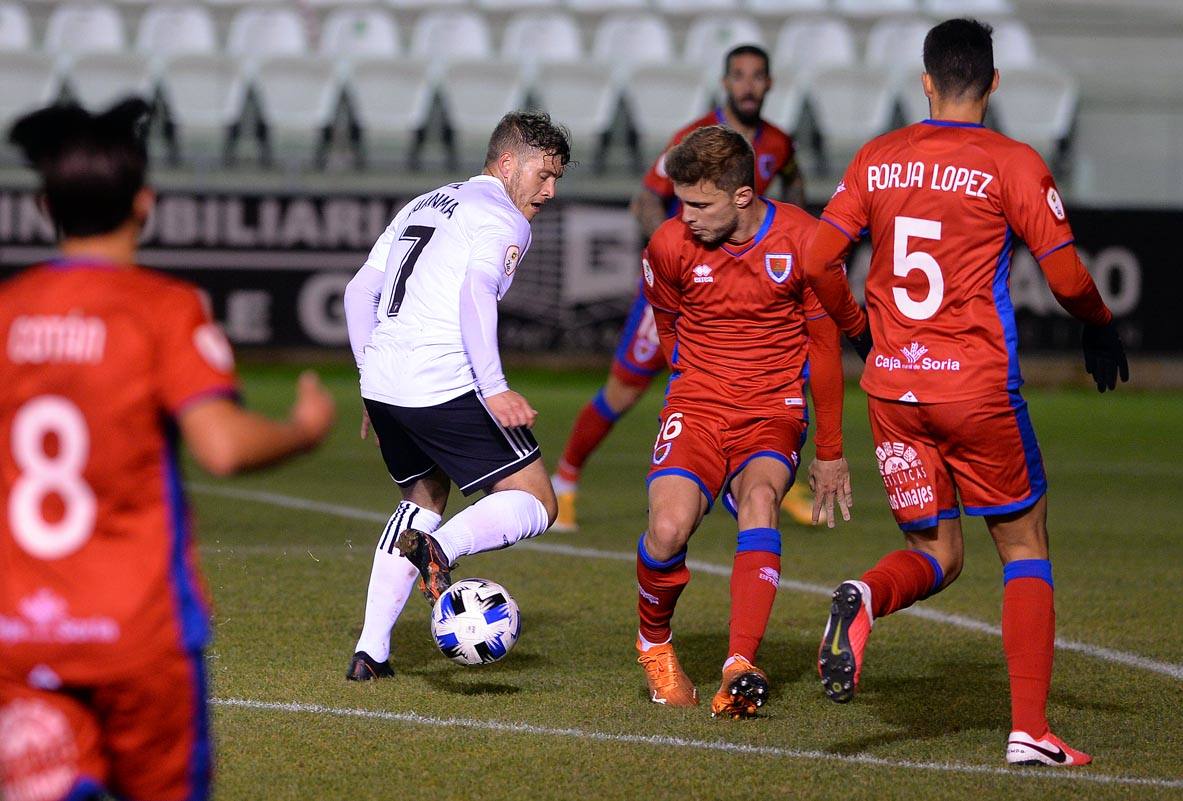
551, 44, 817, 531
632, 125, 851, 719
804, 19, 1127, 766
0, 100, 334, 801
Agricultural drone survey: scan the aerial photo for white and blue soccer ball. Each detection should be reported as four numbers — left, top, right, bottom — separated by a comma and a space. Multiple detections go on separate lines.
430, 578, 521, 666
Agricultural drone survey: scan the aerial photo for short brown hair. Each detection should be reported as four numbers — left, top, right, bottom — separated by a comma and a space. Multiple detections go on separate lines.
484, 111, 572, 167
663, 126, 754, 194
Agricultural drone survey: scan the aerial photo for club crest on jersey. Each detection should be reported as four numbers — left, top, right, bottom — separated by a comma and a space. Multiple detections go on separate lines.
764, 254, 792, 283
758, 154, 775, 181
504, 244, 521, 276
643, 257, 654, 288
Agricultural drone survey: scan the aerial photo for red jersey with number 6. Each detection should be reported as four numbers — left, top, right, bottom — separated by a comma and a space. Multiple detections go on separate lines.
821, 120, 1074, 403
0, 261, 238, 684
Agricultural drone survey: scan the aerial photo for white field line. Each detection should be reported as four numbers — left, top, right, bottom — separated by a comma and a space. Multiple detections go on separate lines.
191, 484, 1183, 681
212, 698, 1183, 789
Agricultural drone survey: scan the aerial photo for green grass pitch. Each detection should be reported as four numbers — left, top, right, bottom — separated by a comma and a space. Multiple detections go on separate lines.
192, 363, 1183, 800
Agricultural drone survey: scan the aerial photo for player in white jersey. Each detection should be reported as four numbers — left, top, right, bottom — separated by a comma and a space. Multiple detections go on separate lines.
342, 112, 571, 680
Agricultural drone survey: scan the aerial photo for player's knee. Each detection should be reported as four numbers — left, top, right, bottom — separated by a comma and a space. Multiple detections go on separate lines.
603, 377, 644, 413
646, 515, 691, 560
737, 482, 780, 516
538, 488, 558, 527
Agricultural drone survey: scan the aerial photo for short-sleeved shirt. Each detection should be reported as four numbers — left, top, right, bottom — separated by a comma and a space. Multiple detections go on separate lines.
820, 120, 1075, 403
359, 175, 532, 408
0, 261, 238, 683
642, 199, 823, 409
642, 108, 796, 205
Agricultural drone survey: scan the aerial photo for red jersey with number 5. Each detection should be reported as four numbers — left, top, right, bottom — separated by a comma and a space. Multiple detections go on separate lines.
821, 120, 1074, 403
0, 261, 238, 684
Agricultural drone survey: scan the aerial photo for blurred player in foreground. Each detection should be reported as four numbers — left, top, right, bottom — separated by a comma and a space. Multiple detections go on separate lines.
635, 126, 851, 718
551, 44, 819, 531
805, 18, 1128, 765
343, 112, 570, 680
0, 100, 335, 801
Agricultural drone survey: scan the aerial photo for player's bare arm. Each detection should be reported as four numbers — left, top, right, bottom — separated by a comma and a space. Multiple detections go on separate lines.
180, 371, 334, 476
804, 312, 852, 527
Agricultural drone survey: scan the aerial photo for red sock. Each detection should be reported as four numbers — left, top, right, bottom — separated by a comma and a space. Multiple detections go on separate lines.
728, 550, 781, 662
861, 550, 939, 618
1003, 576, 1054, 737
637, 553, 690, 644
557, 392, 619, 484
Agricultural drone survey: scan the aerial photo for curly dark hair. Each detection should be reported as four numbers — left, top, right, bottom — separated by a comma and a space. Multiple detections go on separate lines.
9, 97, 151, 237
485, 111, 572, 168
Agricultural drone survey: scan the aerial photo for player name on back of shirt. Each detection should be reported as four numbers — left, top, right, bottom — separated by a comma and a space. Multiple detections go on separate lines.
865, 161, 994, 199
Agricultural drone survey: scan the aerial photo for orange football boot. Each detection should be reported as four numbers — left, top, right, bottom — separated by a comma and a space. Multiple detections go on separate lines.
637, 640, 699, 707
710, 655, 770, 719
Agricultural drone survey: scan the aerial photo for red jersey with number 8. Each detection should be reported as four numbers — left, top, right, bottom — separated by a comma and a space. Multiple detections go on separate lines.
0, 261, 238, 683
821, 121, 1074, 403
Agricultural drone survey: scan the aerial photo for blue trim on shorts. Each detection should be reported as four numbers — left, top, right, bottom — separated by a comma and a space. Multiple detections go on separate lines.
899, 507, 960, 532
737, 527, 782, 556
188, 649, 212, 801
163, 432, 211, 651
647, 467, 714, 512
637, 534, 687, 571
721, 450, 797, 521
963, 394, 1046, 514
592, 388, 622, 423
915, 550, 945, 595
64, 778, 107, 801
991, 226, 1022, 390
1003, 558, 1054, 589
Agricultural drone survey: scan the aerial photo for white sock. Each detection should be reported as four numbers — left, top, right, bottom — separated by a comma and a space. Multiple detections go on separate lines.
354, 501, 442, 661
637, 631, 671, 652
431, 490, 549, 563
551, 473, 577, 494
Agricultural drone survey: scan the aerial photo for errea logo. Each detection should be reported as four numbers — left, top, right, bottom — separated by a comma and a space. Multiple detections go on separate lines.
692, 264, 714, 283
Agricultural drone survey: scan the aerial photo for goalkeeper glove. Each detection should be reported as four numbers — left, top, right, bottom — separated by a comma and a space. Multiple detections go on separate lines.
848, 324, 873, 362
1081, 322, 1129, 393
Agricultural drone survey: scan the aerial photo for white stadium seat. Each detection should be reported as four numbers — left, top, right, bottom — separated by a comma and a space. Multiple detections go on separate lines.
253, 55, 343, 165
591, 13, 674, 80
773, 17, 856, 74
923, 0, 1013, 15
410, 10, 493, 65
0, 2, 32, 51
501, 11, 582, 78
682, 15, 764, 77
992, 20, 1037, 68
226, 7, 308, 64
865, 17, 933, 123
44, 3, 124, 56
834, 0, 918, 17
625, 63, 710, 159
477, 0, 561, 9
530, 61, 619, 163
386, 0, 467, 8
135, 5, 217, 60
320, 8, 401, 60
440, 59, 528, 165
66, 52, 153, 111
654, 0, 740, 13
157, 53, 249, 160
0, 51, 60, 145
762, 69, 807, 134
563, 0, 648, 10
992, 66, 1078, 160
808, 65, 897, 164
744, 0, 828, 12
346, 57, 433, 161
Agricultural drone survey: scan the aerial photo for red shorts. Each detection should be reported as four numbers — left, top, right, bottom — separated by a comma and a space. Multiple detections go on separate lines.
867, 391, 1047, 531
610, 287, 666, 389
647, 395, 805, 516
0, 649, 210, 801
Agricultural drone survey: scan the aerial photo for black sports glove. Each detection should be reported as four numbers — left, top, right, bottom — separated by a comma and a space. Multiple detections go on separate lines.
848, 325, 873, 362
1081, 322, 1129, 393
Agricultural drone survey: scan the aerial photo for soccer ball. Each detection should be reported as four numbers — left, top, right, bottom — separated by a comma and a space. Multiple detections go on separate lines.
430, 578, 521, 666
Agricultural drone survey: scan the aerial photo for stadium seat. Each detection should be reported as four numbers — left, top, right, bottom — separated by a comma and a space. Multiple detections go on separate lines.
865, 17, 932, 123
682, 15, 764, 77
562, 0, 648, 11
654, 0, 740, 13
226, 7, 308, 66
833, 0, 918, 17
440, 59, 528, 166
410, 10, 493, 67
386, 0, 467, 8
773, 17, 856, 74
66, 52, 153, 111
320, 8, 401, 60
253, 55, 343, 167
0, 2, 32, 51
44, 3, 125, 56
157, 53, 249, 163
625, 63, 710, 161
992, 19, 1037, 68
0, 51, 60, 153
922, 0, 1013, 15
762, 68, 807, 134
807, 64, 896, 167
477, 0, 561, 9
591, 13, 674, 81
744, 0, 828, 14
345, 57, 433, 165
530, 61, 618, 169
991, 66, 1078, 160
501, 11, 582, 78
135, 5, 217, 62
